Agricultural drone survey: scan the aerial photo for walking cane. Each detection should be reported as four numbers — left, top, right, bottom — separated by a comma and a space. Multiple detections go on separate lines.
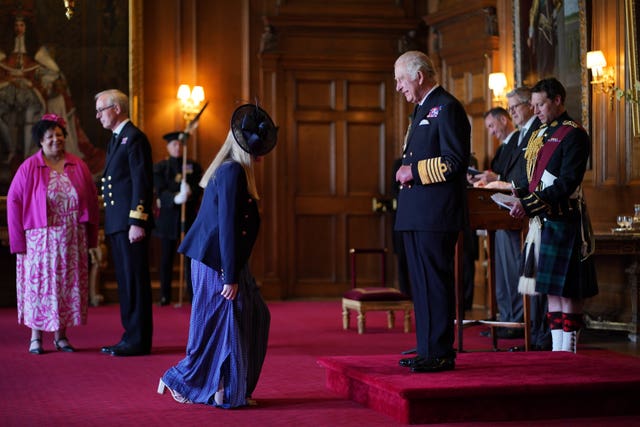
175, 102, 209, 307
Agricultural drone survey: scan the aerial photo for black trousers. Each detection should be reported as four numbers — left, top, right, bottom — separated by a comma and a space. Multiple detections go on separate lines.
530, 293, 551, 348
159, 238, 193, 301
403, 230, 457, 360
108, 231, 153, 352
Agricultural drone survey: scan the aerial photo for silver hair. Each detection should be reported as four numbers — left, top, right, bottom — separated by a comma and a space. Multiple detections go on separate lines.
95, 89, 130, 116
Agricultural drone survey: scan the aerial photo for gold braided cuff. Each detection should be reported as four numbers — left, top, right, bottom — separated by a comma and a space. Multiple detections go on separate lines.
417, 158, 447, 184
129, 205, 149, 221
522, 193, 547, 216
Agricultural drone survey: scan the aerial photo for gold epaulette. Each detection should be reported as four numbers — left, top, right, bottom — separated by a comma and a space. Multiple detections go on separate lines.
129, 204, 149, 221
417, 157, 448, 184
561, 120, 580, 128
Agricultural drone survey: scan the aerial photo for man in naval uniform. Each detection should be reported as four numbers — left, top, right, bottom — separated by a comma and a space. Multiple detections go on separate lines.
394, 51, 470, 373
96, 89, 154, 356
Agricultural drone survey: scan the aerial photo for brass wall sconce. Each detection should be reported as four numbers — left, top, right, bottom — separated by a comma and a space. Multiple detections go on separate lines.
488, 72, 508, 107
177, 84, 205, 122
63, 0, 75, 20
586, 50, 615, 98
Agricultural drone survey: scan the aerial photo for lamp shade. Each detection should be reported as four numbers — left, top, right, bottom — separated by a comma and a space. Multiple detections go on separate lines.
177, 84, 191, 101
586, 50, 607, 70
488, 72, 507, 98
191, 86, 205, 104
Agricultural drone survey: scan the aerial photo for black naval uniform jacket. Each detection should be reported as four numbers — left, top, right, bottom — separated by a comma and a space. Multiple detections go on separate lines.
395, 86, 470, 233
101, 121, 154, 234
153, 156, 202, 240
178, 161, 259, 285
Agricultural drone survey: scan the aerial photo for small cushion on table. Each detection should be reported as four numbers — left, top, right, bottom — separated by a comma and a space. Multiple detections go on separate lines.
343, 287, 410, 302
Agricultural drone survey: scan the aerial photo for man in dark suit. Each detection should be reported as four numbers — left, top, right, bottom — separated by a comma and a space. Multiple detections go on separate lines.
96, 89, 154, 356
153, 131, 202, 305
394, 51, 470, 373
472, 107, 526, 339
505, 86, 549, 351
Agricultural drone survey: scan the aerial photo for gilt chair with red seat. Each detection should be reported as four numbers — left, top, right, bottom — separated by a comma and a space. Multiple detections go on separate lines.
342, 248, 413, 334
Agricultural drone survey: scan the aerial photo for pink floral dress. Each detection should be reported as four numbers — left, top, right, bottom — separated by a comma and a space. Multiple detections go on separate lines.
16, 171, 88, 331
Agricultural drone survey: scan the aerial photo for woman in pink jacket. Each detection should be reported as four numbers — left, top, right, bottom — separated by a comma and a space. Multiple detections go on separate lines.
7, 113, 99, 354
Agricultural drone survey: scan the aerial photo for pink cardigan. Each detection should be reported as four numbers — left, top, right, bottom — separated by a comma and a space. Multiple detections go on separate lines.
7, 150, 100, 254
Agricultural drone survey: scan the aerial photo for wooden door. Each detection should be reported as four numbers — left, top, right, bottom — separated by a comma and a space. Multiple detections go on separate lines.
284, 69, 397, 298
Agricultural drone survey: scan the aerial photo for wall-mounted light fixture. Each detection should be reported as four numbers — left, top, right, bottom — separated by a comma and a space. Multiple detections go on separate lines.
177, 84, 205, 122
63, 0, 75, 20
586, 50, 615, 96
488, 72, 508, 106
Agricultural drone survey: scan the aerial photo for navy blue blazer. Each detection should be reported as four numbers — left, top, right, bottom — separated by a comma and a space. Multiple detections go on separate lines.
178, 161, 260, 284
101, 121, 154, 234
395, 86, 470, 232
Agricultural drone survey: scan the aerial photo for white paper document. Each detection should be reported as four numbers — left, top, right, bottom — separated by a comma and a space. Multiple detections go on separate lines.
490, 192, 518, 210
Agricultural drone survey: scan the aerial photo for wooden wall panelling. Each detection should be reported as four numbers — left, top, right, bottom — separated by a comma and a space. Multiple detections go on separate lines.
589, 0, 625, 188
585, 0, 640, 232
255, 51, 286, 300
260, 9, 421, 298
424, 0, 498, 171
274, 0, 418, 18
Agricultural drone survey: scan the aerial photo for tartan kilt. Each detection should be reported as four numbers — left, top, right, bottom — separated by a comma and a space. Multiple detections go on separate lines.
536, 219, 598, 299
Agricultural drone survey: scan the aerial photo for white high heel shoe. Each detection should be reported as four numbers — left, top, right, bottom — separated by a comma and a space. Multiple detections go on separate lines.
214, 389, 224, 406
157, 379, 192, 404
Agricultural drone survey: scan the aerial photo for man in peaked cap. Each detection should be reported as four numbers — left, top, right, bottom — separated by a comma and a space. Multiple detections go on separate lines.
153, 131, 202, 305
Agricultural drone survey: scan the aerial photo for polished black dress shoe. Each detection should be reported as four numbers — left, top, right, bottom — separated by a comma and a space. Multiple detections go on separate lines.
399, 356, 426, 367
101, 343, 121, 354
410, 356, 455, 373
110, 345, 150, 357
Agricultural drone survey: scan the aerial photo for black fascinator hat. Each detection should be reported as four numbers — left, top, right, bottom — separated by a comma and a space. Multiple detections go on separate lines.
230, 103, 278, 156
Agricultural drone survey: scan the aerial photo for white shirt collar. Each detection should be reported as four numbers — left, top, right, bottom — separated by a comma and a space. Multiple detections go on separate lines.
520, 114, 537, 132
113, 119, 130, 135
503, 129, 518, 144
419, 84, 440, 106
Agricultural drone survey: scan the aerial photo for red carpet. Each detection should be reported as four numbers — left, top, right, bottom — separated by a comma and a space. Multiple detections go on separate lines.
1, 300, 640, 426
318, 350, 640, 424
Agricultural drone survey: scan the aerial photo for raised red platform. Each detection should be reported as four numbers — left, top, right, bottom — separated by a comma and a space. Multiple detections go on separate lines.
318, 350, 640, 424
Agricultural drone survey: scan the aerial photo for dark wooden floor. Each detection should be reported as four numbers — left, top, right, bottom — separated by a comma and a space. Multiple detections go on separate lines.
580, 328, 640, 357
